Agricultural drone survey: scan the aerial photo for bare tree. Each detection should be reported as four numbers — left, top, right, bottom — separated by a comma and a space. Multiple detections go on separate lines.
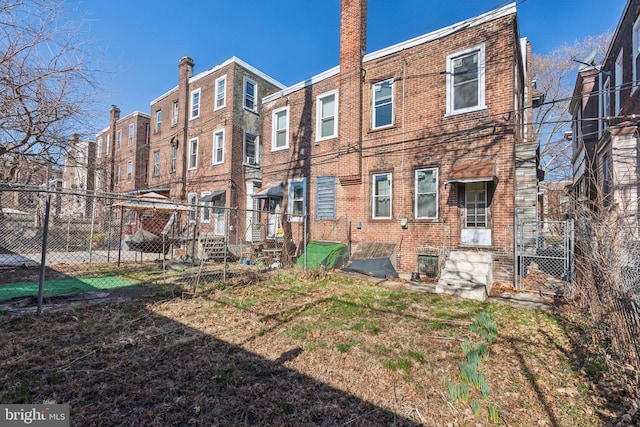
0, 0, 99, 184
532, 32, 612, 182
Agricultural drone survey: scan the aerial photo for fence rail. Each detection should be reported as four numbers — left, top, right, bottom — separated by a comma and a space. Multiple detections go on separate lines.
0, 185, 307, 313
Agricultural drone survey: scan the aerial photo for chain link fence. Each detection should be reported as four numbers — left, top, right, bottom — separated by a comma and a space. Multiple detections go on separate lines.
0, 185, 307, 313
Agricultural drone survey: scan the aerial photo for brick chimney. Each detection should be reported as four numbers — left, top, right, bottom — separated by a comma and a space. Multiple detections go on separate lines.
108, 105, 120, 192
178, 56, 194, 200
338, 0, 366, 186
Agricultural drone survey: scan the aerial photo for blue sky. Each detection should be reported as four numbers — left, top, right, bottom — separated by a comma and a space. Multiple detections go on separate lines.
71, 0, 626, 131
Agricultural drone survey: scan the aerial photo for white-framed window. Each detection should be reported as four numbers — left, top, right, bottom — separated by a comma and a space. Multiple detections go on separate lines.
465, 182, 487, 228
215, 75, 226, 110
602, 152, 612, 206
244, 77, 257, 111
415, 168, 438, 219
615, 50, 623, 114
244, 131, 259, 166
190, 88, 201, 119
95, 171, 101, 190
316, 90, 338, 140
288, 177, 307, 222
634, 16, 640, 90
155, 110, 162, 133
372, 79, 393, 129
213, 130, 224, 165
106, 134, 110, 154
97, 137, 102, 158
128, 124, 134, 145
172, 101, 179, 126
171, 146, 177, 172
188, 137, 198, 170
603, 77, 611, 131
272, 106, 289, 150
154, 151, 160, 176
446, 44, 486, 115
372, 173, 392, 219
116, 129, 122, 149
127, 161, 132, 180
115, 164, 121, 184
188, 192, 197, 223
201, 191, 211, 223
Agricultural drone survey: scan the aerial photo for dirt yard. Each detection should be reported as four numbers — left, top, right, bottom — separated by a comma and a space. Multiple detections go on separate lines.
1, 270, 638, 426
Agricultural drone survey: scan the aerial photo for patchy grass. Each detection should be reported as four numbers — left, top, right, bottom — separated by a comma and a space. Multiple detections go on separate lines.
0, 270, 635, 426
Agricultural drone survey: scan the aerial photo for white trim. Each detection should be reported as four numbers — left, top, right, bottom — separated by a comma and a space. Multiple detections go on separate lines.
188, 137, 199, 171
172, 101, 179, 126
200, 191, 211, 223
272, 106, 289, 151
212, 129, 225, 165
187, 192, 198, 223
446, 44, 486, 116
243, 76, 257, 112
316, 90, 338, 141
633, 16, 640, 92
287, 177, 306, 222
214, 75, 227, 110
190, 88, 201, 120
372, 173, 392, 219
372, 78, 394, 129
415, 168, 438, 219
615, 49, 623, 114
243, 131, 260, 167
262, 3, 515, 103
128, 123, 134, 145
153, 151, 160, 176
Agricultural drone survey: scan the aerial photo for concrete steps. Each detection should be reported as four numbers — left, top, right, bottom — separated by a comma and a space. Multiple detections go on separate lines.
435, 251, 493, 301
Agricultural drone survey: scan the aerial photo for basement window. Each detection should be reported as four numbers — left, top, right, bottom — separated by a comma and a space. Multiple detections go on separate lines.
417, 255, 439, 278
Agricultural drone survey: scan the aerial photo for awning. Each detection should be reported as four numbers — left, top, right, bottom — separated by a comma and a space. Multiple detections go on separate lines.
200, 189, 226, 203
446, 160, 497, 184
252, 181, 283, 199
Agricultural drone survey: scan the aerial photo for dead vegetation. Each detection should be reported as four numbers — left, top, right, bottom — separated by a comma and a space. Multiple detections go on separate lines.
1, 270, 638, 426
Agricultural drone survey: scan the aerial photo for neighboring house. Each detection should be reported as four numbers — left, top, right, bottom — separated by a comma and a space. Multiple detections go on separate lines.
95, 108, 150, 195
146, 56, 283, 237
259, 0, 537, 289
60, 135, 95, 217
539, 181, 571, 223
570, 0, 640, 228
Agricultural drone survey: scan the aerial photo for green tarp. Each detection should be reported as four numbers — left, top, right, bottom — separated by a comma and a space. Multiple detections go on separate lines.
295, 241, 349, 270
0, 276, 137, 302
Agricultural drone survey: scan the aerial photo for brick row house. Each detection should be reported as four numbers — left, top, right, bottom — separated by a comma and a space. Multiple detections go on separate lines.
570, 0, 640, 228
90, 1, 538, 296
259, 1, 536, 293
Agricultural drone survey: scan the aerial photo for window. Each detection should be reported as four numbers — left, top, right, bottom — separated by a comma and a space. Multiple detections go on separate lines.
96, 172, 101, 190
316, 175, 336, 220
188, 193, 197, 222
465, 182, 487, 228
272, 106, 289, 150
106, 134, 110, 154
213, 130, 224, 165
447, 44, 486, 114
634, 17, 640, 90
602, 153, 612, 206
415, 168, 438, 219
603, 78, 611, 131
172, 101, 179, 126
97, 137, 102, 158
115, 164, 121, 184
171, 146, 177, 172
244, 131, 259, 166
116, 130, 122, 149
127, 161, 132, 180
288, 178, 306, 222
128, 124, 134, 145
215, 75, 226, 110
615, 50, 623, 114
188, 137, 198, 170
190, 88, 201, 119
201, 191, 211, 223
154, 151, 160, 176
316, 91, 338, 140
244, 77, 257, 111
155, 110, 162, 133
372, 79, 393, 129
372, 173, 392, 219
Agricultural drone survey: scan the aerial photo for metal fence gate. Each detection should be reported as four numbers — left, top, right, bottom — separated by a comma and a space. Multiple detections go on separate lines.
515, 214, 574, 296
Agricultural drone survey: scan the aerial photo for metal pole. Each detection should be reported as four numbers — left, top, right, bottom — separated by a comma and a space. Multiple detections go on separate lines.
37, 192, 52, 315
66, 214, 71, 252
107, 204, 112, 262
303, 208, 307, 270
117, 207, 124, 267
223, 209, 229, 282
